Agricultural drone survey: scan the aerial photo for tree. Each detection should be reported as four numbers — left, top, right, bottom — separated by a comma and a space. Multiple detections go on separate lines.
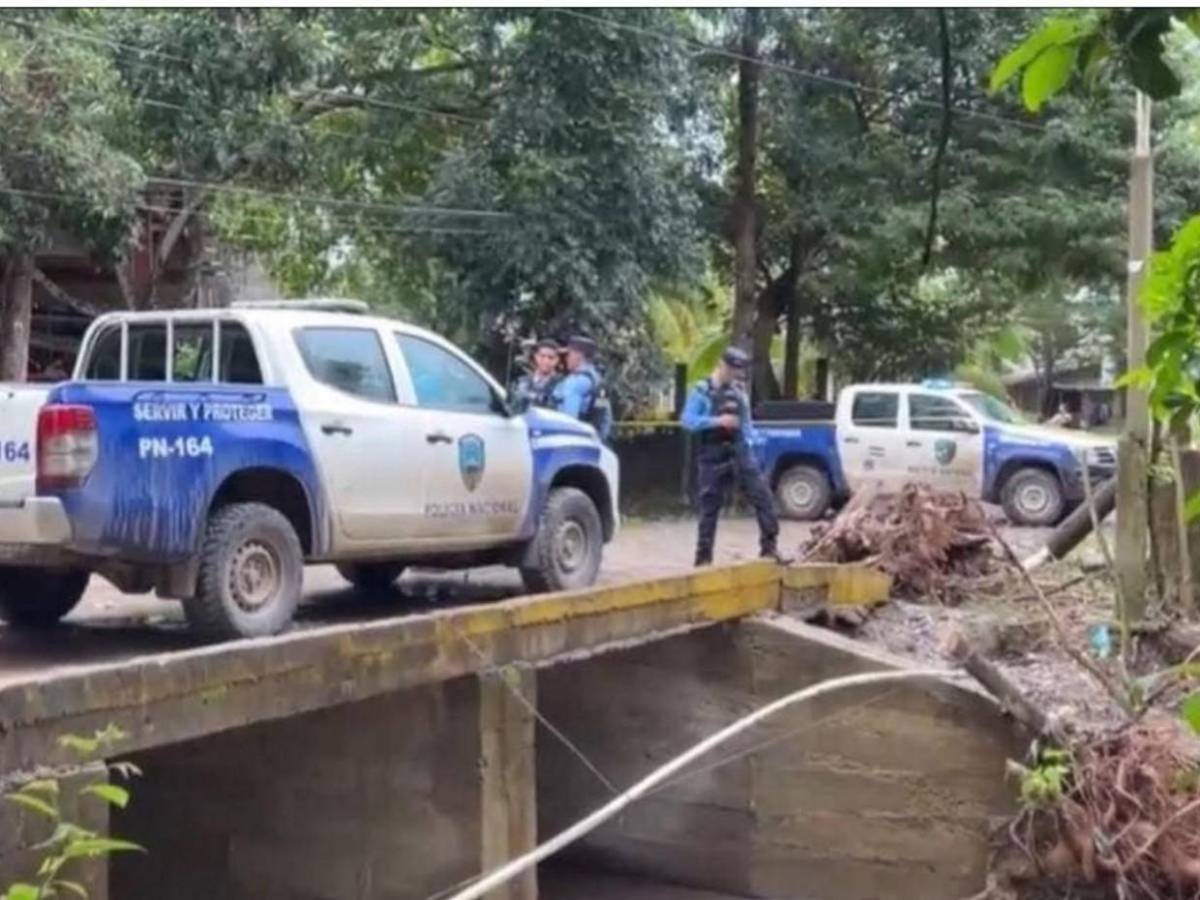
0, 15, 142, 380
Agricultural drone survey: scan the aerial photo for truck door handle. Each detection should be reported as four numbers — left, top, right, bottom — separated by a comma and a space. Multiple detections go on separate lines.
426, 431, 452, 445
843, 436, 860, 445
906, 440, 921, 448
321, 423, 353, 436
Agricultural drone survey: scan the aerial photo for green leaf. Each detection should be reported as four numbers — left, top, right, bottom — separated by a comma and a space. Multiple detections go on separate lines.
18, 780, 60, 799
57, 735, 99, 757
82, 783, 130, 810
990, 15, 1091, 93
6, 792, 59, 821
1182, 693, 1200, 734
3, 883, 41, 900
1115, 366, 1153, 390
1184, 491, 1200, 525
62, 837, 145, 859
1022, 44, 1079, 112
1127, 47, 1182, 101
50, 881, 88, 899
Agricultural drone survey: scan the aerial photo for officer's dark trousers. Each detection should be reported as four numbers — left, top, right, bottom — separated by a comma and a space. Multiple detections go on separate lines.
694, 446, 779, 564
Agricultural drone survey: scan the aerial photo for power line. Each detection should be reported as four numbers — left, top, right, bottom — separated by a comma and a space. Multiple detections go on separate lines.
552, 8, 1048, 135
147, 175, 511, 219
313, 89, 488, 126
0, 186, 495, 239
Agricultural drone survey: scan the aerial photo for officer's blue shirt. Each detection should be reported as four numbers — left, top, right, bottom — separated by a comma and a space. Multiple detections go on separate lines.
554, 363, 599, 419
681, 378, 757, 450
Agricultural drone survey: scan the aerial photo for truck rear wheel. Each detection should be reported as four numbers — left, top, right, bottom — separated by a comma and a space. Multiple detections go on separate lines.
185, 502, 304, 640
1002, 467, 1065, 527
520, 487, 603, 594
775, 464, 832, 521
336, 562, 406, 591
0, 567, 89, 628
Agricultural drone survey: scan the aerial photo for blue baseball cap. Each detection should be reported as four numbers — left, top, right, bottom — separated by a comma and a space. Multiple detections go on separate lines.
721, 347, 750, 369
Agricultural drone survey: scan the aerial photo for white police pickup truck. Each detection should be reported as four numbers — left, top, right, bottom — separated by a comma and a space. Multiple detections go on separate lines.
0, 300, 619, 640
752, 380, 1117, 525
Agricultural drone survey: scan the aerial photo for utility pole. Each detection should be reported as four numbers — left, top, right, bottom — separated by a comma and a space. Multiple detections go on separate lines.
1116, 91, 1153, 618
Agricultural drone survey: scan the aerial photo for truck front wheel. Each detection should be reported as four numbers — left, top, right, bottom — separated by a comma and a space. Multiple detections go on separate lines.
336, 562, 406, 591
185, 502, 304, 640
775, 464, 832, 520
0, 567, 89, 628
1001, 467, 1065, 527
520, 487, 603, 594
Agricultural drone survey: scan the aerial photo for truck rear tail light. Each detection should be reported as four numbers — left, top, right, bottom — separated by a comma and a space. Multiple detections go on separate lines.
37, 404, 98, 491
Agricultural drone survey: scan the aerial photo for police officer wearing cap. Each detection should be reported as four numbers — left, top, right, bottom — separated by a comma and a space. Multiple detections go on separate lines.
681, 346, 783, 566
552, 335, 612, 441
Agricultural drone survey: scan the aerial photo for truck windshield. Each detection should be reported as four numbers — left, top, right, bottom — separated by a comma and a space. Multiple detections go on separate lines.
960, 392, 1025, 425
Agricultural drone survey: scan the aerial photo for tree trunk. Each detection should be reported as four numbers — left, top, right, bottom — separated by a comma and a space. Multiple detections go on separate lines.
782, 287, 802, 399
0, 253, 35, 382
729, 9, 762, 355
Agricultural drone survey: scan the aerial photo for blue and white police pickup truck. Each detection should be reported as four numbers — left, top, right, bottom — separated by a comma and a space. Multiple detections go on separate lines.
0, 300, 618, 640
752, 381, 1116, 526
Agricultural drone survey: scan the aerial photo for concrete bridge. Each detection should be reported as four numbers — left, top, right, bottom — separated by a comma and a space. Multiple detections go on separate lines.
0, 563, 1023, 900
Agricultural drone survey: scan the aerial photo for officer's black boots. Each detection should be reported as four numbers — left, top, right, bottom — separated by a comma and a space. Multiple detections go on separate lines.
694, 551, 712, 567
759, 547, 793, 565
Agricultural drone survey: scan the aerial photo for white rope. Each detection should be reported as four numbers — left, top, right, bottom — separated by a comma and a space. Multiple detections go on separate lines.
445, 667, 953, 900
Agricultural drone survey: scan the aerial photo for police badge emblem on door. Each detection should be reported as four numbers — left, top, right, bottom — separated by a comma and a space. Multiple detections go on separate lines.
458, 434, 486, 491
934, 438, 957, 466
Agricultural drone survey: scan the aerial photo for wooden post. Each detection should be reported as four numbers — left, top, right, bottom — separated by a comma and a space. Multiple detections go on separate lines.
1116, 91, 1154, 618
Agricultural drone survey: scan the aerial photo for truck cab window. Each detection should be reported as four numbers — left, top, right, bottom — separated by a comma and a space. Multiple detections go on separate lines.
909, 394, 975, 432
851, 392, 898, 428
219, 322, 263, 385
396, 334, 496, 413
295, 327, 395, 403
173, 323, 214, 383
83, 324, 122, 380
128, 323, 166, 382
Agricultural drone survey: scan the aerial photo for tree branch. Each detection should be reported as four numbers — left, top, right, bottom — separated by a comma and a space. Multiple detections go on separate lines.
157, 186, 211, 270
921, 9, 953, 269
31, 268, 103, 317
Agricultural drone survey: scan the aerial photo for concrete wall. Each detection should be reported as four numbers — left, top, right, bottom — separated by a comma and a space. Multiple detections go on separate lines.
538, 615, 1024, 900
611, 425, 691, 516
111, 679, 484, 900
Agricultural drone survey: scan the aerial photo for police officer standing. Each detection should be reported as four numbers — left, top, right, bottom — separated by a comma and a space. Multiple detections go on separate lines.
682, 347, 784, 566
553, 335, 612, 441
511, 338, 562, 410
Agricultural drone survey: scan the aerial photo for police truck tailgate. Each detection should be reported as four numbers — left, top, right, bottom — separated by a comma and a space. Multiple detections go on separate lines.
0, 385, 49, 503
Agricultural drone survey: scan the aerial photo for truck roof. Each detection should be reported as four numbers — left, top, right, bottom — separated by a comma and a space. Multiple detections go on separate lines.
86, 299, 454, 348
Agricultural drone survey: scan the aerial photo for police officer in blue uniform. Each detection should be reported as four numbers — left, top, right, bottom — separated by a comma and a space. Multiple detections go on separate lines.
552, 335, 612, 441
511, 338, 562, 410
682, 347, 783, 566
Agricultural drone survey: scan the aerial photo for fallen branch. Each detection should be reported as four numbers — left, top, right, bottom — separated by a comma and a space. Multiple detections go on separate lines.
986, 518, 1135, 718
946, 631, 1058, 739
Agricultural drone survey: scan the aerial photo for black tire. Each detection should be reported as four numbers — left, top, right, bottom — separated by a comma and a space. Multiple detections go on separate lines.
336, 562, 405, 591
775, 464, 832, 521
520, 487, 604, 594
1001, 467, 1065, 527
0, 567, 89, 628
184, 502, 303, 640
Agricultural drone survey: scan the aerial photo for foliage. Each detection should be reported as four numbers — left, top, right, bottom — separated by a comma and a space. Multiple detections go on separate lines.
1008, 747, 1072, 809
1120, 216, 1200, 473
0, 15, 143, 261
991, 9, 1200, 109
3, 726, 143, 900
